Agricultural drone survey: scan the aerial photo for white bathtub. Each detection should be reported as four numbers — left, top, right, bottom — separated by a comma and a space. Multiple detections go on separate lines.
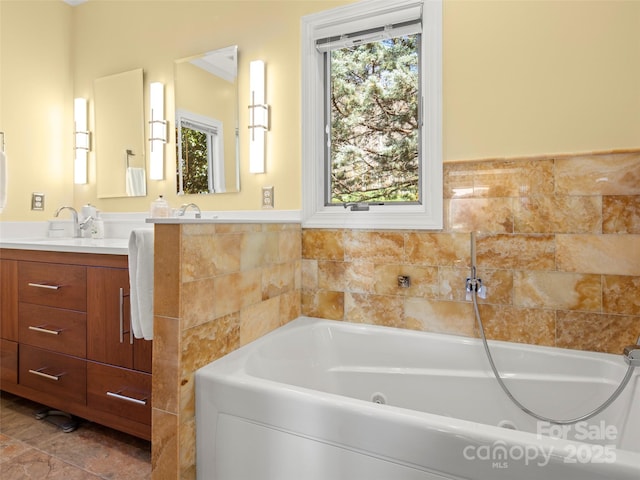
196, 316, 640, 480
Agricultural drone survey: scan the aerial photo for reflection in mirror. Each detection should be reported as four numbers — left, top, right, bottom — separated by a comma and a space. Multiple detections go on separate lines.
175, 45, 239, 195
94, 68, 146, 198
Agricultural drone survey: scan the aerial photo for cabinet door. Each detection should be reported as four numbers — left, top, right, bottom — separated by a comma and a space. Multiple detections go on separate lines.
0, 259, 18, 341
0, 339, 18, 384
87, 267, 133, 369
134, 337, 153, 374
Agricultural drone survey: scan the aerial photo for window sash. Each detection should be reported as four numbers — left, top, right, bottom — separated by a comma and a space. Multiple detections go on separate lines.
311, 1, 423, 44
324, 32, 422, 206
315, 18, 422, 52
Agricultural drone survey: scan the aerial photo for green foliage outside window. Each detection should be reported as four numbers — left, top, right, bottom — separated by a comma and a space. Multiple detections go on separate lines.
177, 126, 209, 194
329, 34, 420, 204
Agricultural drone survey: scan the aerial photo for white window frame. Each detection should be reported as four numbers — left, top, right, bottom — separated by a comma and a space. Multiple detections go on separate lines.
301, 0, 442, 230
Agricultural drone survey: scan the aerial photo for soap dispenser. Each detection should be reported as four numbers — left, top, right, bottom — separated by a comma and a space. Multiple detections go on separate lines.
91, 211, 104, 239
150, 195, 170, 218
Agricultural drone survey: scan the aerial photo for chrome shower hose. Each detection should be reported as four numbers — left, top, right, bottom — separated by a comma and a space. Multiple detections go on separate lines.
471, 287, 636, 425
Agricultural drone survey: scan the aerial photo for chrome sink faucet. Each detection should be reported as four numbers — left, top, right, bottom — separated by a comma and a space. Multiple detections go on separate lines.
178, 203, 201, 218
54, 206, 81, 237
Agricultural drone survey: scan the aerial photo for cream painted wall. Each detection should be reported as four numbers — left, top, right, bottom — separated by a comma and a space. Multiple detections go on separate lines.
443, 0, 640, 161
0, 0, 74, 223
1, 0, 638, 221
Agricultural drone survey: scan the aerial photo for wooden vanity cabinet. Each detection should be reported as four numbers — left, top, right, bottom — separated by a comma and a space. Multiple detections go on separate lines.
0, 249, 152, 440
0, 259, 18, 384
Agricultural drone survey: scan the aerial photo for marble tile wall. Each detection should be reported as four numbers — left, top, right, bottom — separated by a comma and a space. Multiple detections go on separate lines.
151, 149, 638, 479
151, 223, 301, 479
302, 150, 640, 354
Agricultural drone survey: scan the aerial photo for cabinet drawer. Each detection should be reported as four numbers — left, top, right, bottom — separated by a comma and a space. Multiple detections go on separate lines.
1, 339, 18, 384
87, 362, 151, 425
19, 345, 86, 404
19, 303, 86, 357
18, 262, 86, 311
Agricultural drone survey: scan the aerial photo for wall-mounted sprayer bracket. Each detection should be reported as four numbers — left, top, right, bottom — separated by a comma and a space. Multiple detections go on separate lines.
465, 277, 487, 300
466, 276, 482, 292
467, 233, 487, 300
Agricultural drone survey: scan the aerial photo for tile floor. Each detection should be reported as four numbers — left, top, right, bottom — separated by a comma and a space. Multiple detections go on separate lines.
0, 392, 151, 479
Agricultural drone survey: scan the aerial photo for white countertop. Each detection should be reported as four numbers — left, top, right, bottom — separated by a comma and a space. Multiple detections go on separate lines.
0, 237, 130, 255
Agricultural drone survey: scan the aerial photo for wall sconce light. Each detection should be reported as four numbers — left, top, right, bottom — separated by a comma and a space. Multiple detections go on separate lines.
248, 60, 269, 174
149, 82, 167, 180
73, 97, 90, 184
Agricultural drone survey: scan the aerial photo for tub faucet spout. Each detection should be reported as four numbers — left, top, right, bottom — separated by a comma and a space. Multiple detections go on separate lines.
54, 206, 80, 237
178, 203, 201, 218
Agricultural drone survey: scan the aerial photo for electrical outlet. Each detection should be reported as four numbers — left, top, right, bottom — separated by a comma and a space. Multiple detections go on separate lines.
31, 192, 45, 211
262, 186, 274, 209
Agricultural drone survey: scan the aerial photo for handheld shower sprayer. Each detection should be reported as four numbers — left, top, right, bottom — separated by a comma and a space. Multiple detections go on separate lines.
468, 230, 637, 424
465, 232, 485, 298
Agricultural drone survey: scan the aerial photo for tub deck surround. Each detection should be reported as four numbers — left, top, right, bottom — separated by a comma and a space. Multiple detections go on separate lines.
145, 209, 301, 225
196, 317, 640, 480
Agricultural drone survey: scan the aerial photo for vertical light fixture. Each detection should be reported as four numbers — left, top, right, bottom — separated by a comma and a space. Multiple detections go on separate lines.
249, 60, 269, 173
73, 98, 90, 184
149, 82, 167, 180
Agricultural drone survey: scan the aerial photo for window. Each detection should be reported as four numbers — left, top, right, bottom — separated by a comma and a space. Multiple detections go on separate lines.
324, 26, 421, 205
176, 110, 226, 195
302, 0, 442, 229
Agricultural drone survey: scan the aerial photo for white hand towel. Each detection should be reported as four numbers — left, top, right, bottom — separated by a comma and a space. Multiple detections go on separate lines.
126, 167, 147, 197
0, 150, 7, 212
128, 228, 154, 340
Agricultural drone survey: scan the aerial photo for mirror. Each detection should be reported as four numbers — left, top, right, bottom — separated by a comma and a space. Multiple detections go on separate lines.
94, 68, 146, 198
175, 45, 239, 195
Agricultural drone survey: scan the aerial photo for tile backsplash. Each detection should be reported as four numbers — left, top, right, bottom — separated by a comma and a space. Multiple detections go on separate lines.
301, 150, 640, 354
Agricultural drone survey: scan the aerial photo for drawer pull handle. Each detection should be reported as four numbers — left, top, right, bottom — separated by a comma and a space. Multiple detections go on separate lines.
106, 391, 147, 406
28, 368, 62, 381
119, 288, 133, 345
28, 325, 62, 335
28, 282, 61, 290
